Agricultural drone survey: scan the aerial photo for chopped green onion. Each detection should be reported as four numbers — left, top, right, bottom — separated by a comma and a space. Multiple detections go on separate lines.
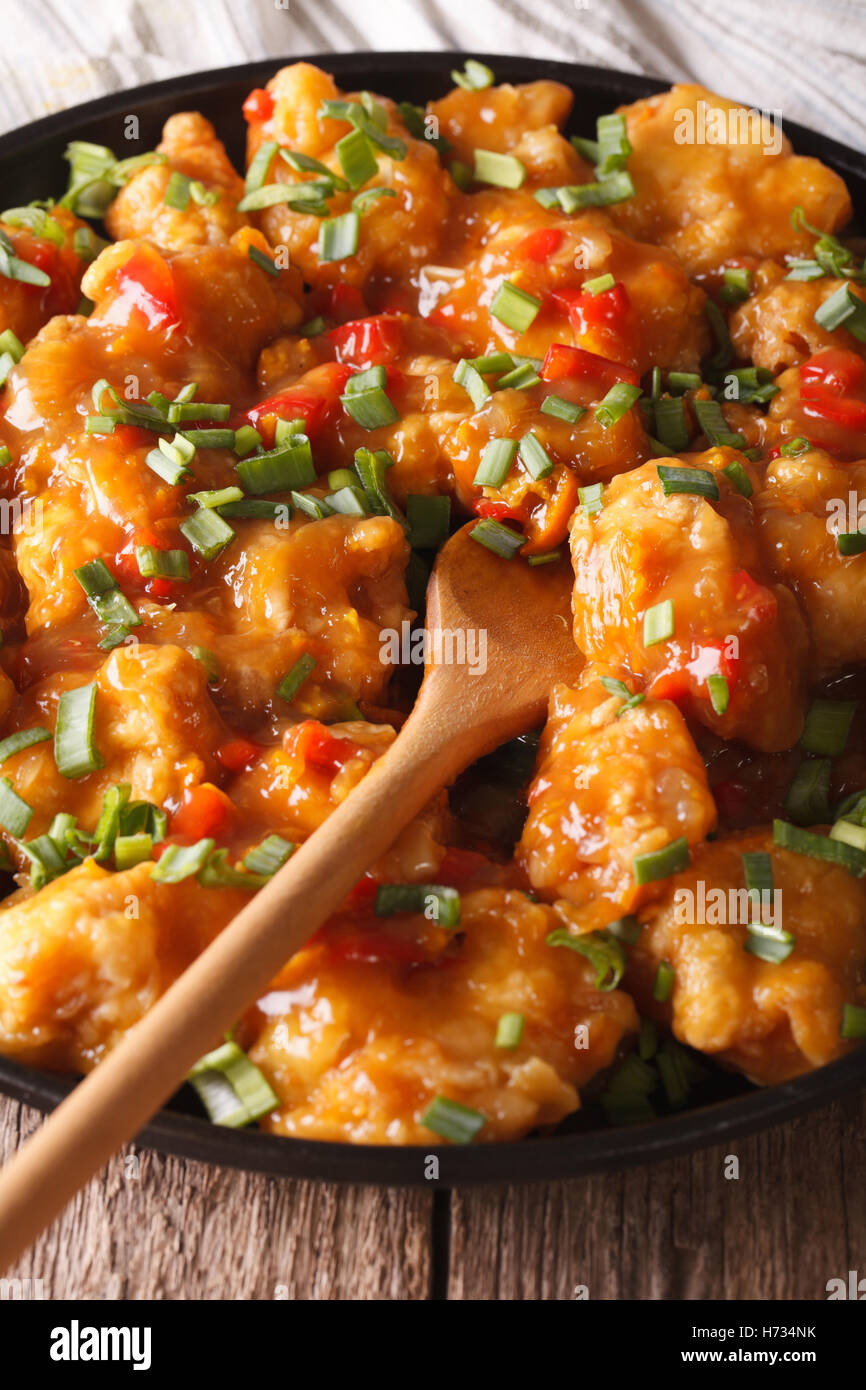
527, 550, 561, 566
244, 139, 278, 192
352, 188, 396, 210
800, 699, 857, 757
657, 464, 719, 500
495, 1012, 524, 1049
473, 149, 526, 189
374, 881, 461, 928
451, 59, 494, 91
54, 683, 103, 779
406, 494, 451, 549
667, 371, 702, 394
453, 358, 491, 410
189, 646, 220, 684
336, 128, 378, 189
421, 1094, 485, 1143
144, 447, 190, 486
339, 368, 400, 430
830, 820, 866, 851
545, 927, 626, 991
276, 653, 316, 704
469, 518, 524, 558
745, 921, 795, 964
188, 486, 244, 510
473, 438, 517, 487
840, 1003, 866, 1039
706, 674, 729, 715
0, 726, 51, 763
237, 434, 316, 493
643, 598, 674, 647
233, 426, 262, 458
188, 1039, 279, 1127
607, 914, 642, 945
114, 832, 153, 870
720, 266, 753, 304
704, 299, 733, 371
723, 459, 753, 497
325, 485, 368, 516
180, 507, 235, 560
318, 210, 360, 263
814, 283, 866, 341
280, 148, 348, 190
0, 777, 32, 836
517, 431, 554, 480
353, 447, 406, 527
248, 245, 279, 276
73, 558, 140, 631
163, 171, 192, 211
693, 398, 746, 448
653, 960, 675, 1002
779, 435, 811, 458
652, 396, 691, 452
837, 531, 866, 556
578, 482, 604, 516
243, 834, 295, 878
773, 819, 866, 876
150, 837, 214, 884
540, 394, 586, 423
489, 280, 542, 333
535, 172, 635, 212
135, 546, 190, 581
634, 837, 689, 885
595, 382, 642, 428
583, 273, 616, 295
496, 362, 540, 391
784, 758, 831, 825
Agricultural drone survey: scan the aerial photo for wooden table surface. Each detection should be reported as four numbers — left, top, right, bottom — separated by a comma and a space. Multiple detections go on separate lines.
3, 1087, 863, 1299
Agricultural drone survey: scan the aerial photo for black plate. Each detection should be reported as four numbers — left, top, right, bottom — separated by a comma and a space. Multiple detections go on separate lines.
0, 52, 864, 1186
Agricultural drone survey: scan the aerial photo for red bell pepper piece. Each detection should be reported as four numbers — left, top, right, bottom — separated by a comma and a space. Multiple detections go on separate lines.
540, 342, 639, 391
171, 784, 233, 840
216, 738, 261, 773
800, 347, 866, 431
326, 314, 404, 367
518, 227, 564, 262
114, 246, 181, 331
285, 719, 362, 777
243, 89, 275, 123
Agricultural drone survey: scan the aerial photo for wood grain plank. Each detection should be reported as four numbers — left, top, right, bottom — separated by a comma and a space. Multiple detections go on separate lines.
447, 1092, 866, 1301
0, 1096, 433, 1300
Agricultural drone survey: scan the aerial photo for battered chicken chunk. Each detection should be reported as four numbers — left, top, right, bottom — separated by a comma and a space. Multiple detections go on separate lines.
569, 452, 810, 751
611, 84, 851, 275
755, 447, 866, 676
244, 63, 453, 291
105, 113, 250, 251
0, 205, 90, 344
519, 669, 716, 929
0, 859, 249, 1069
730, 269, 866, 376
249, 887, 638, 1144
629, 829, 866, 1085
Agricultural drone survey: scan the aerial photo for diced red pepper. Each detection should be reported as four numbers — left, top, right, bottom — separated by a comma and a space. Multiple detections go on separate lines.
435, 846, 493, 888
285, 719, 363, 778
242, 365, 352, 445
649, 639, 739, 705
540, 341, 639, 391
113, 246, 181, 332
731, 569, 777, 624
473, 498, 529, 523
326, 314, 404, 367
518, 227, 564, 262
343, 873, 380, 912
322, 923, 430, 967
216, 738, 261, 773
243, 89, 275, 123
170, 783, 233, 840
327, 283, 368, 324
799, 347, 866, 433
112, 526, 188, 602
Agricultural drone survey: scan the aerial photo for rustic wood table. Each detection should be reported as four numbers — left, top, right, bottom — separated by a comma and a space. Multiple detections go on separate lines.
2, 1089, 863, 1299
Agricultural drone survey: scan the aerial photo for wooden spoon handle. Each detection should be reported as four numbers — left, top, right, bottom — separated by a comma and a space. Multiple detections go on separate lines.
0, 682, 478, 1271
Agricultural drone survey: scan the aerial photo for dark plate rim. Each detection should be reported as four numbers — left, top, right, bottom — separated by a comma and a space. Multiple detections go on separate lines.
0, 51, 864, 1186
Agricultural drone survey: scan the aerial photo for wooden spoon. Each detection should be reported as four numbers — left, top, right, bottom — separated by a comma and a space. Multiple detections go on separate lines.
0, 522, 583, 1270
